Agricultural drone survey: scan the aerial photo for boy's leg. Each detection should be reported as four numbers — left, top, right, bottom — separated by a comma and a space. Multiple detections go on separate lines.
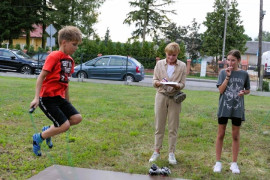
42, 125, 53, 148
33, 133, 44, 156
41, 121, 70, 139
59, 99, 82, 126
69, 114, 82, 125
34, 96, 70, 156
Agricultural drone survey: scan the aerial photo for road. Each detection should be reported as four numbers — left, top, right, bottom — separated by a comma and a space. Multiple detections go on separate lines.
141, 76, 258, 92
0, 72, 267, 96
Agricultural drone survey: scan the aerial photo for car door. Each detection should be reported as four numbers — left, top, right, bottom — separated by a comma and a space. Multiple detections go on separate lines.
88, 57, 110, 79
0, 49, 20, 70
107, 56, 127, 80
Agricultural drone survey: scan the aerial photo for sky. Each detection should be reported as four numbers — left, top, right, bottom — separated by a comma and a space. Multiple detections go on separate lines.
93, 0, 270, 43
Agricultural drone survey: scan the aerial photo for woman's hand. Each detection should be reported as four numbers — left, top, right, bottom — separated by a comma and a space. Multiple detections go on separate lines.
155, 81, 161, 87
167, 84, 180, 89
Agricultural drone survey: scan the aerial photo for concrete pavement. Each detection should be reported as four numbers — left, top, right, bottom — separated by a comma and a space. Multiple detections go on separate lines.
28, 165, 186, 180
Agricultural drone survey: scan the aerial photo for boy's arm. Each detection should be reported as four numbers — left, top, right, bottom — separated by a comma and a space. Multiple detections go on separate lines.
30, 70, 49, 108
65, 86, 69, 102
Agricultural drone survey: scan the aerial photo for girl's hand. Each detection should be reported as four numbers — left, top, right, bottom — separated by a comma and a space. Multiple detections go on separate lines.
238, 90, 245, 96
225, 66, 233, 77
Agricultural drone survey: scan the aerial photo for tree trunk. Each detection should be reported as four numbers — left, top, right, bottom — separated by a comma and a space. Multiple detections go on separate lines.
42, 0, 46, 49
26, 30, 30, 50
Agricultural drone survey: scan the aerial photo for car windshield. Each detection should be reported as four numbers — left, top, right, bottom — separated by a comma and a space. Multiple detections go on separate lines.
12, 50, 31, 59
85, 59, 98, 66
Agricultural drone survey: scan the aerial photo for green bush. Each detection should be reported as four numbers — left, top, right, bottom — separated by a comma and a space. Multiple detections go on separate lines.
15, 44, 21, 50
263, 80, 269, 91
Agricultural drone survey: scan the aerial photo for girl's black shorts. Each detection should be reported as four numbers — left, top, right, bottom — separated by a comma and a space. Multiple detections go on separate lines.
218, 117, 242, 126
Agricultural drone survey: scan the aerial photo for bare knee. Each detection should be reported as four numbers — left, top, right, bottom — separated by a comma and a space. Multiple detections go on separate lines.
232, 134, 239, 142
69, 114, 82, 125
217, 131, 225, 141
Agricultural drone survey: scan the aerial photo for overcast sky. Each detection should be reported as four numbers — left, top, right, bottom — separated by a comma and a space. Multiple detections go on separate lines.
94, 0, 270, 42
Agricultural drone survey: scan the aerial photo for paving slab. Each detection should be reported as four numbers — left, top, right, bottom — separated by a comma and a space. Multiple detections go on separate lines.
28, 165, 186, 180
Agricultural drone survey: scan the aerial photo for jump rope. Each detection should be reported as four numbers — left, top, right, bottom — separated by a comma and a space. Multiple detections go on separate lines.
29, 107, 79, 180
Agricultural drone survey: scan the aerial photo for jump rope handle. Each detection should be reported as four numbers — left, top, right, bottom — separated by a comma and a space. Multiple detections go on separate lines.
29, 107, 36, 114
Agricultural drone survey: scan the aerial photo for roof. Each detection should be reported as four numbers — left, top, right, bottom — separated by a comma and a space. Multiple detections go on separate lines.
21, 24, 43, 38
245, 41, 270, 55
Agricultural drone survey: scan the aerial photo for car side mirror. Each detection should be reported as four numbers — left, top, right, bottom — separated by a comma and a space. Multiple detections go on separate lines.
11, 56, 16, 60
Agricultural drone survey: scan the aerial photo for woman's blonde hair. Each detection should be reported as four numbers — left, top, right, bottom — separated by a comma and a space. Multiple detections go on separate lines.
165, 42, 180, 54
58, 26, 82, 45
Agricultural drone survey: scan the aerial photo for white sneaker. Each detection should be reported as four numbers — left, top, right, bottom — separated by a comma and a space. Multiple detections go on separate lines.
230, 162, 240, 174
168, 153, 177, 164
149, 152, 160, 162
213, 162, 222, 173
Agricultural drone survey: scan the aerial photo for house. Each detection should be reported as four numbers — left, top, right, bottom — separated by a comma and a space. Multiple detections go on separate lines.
242, 41, 270, 66
4, 24, 43, 51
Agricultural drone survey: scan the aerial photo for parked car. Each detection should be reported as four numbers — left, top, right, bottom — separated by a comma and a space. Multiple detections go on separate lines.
31, 52, 50, 62
248, 65, 257, 71
72, 55, 145, 82
262, 51, 270, 78
0, 48, 43, 74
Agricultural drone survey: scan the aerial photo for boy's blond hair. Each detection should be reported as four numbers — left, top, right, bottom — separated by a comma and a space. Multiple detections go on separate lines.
58, 26, 82, 45
165, 42, 180, 54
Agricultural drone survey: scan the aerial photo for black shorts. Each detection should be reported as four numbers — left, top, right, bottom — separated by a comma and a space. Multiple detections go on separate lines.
218, 117, 242, 126
39, 96, 79, 127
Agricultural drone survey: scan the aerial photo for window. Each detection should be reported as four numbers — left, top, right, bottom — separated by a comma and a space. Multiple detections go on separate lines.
109, 57, 124, 66
2, 50, 14, 57
122, 59, 132, 66
95, 57, 109, 66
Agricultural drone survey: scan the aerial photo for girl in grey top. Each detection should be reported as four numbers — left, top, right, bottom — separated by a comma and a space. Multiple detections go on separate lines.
213, 50, 250, 174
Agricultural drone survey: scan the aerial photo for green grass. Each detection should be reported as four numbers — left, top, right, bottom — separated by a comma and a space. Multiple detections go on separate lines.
0, 76, 270, 180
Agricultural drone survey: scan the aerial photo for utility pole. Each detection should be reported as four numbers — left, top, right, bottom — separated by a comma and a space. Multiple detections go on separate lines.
257, 0, 264, 91
222, 0, 229, 62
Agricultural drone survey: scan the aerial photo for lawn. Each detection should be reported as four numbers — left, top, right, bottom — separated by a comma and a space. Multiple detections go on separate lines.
0, 76, 269, 180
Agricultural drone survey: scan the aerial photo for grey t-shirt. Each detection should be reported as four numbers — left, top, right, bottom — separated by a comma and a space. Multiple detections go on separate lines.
216, 69, 250, 120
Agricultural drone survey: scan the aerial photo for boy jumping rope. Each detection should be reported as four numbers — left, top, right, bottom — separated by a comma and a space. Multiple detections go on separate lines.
30, 26, 82, 156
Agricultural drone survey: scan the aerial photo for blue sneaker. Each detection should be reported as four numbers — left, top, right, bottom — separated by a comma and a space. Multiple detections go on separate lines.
33, 133, 43, 156
42, 126, 53, 148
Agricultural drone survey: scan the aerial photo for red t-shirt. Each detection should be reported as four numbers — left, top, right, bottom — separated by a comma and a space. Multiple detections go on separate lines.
40, 51, 74, 98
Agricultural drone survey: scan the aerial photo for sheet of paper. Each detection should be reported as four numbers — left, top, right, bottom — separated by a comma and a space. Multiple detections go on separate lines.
160, 82, 178, 85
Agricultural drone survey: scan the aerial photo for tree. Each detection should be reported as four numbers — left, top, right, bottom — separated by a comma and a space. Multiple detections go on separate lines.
201, 0, 247, 62
185, 19, 202, 62
0, 0, 44, 47
123, 0, 176, 42
115, 42, 124, 55
255, 31, 270, 42
243, 34, 252, 41
48, 0, 105, 39
104, 27, 111, 46
162, 23, 188, 43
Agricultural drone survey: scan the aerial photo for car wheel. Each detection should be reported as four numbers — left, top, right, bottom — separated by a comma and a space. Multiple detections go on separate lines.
77, 71, 88, 78
125, 75, 135, 82
20, 65, 32, 74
